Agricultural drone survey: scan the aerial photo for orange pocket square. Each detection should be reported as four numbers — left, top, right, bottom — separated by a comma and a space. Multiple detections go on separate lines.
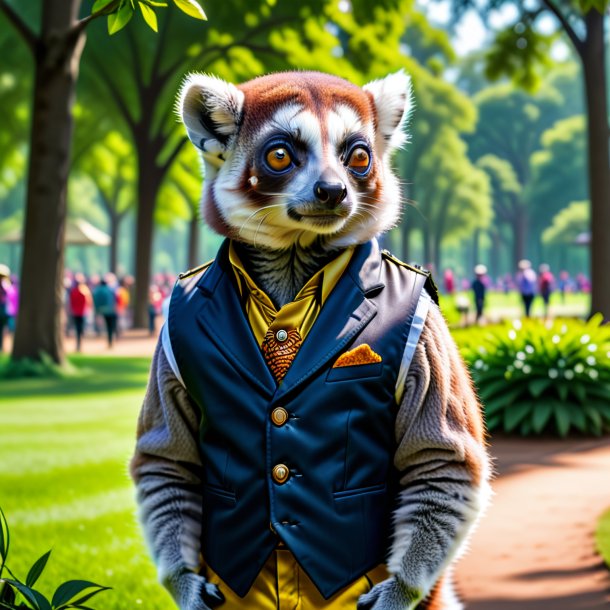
333, 344, 382, 368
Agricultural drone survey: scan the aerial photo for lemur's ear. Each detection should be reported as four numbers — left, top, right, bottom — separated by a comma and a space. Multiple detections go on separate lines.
363, 70, 412, 152
179, 73, 244, 164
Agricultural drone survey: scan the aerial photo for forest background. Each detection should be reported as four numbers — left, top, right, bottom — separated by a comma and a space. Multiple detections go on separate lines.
0, 0, 607, 364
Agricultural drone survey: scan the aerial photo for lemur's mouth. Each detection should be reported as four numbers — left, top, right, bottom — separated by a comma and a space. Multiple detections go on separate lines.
288, 205, 350, 223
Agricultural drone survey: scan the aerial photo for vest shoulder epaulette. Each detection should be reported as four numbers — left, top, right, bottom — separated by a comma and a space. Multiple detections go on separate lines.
381, 249, 439, 305
178, 258, 215, 281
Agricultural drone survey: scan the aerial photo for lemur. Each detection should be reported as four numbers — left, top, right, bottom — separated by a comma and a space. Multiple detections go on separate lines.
131, 71, 491, 610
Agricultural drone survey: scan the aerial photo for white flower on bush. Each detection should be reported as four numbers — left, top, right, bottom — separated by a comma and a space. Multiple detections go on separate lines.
589, 369, 599, 380
516, 351, 526, 361
514, 360, 524, 369
558, 358, 566, 368
474, 359, 484, 370
522, 364, 532, 374
508, 330, 517, 340
552, 335, 561, 344
586, 356, 596, 366
581, 334, 590, 344
574, 363, 585, 374
564, 370, 575, 380
588, 344, 597, 352
513, 319, 522, 330
548, 368, 559, 379
525, 345, 534, 354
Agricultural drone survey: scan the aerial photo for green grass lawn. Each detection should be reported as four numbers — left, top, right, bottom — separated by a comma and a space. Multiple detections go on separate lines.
0, 356, 175, 610
596, 508, 610, 569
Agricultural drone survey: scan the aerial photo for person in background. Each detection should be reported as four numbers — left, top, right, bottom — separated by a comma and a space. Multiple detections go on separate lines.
517, 259, 537, 318
538, 263, 555, 319
148, 284, 164, 336
69, 273, 92, 352
93, 276, 118, 347
0, 264, 12, 352
558, 270, 570, 303
471, 264, 487, 324
443, 268, 455, 295
116, 277, 131, 336
6, 275, 19, 332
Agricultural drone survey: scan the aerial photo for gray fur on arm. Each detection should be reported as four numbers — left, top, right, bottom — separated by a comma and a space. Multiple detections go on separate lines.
359, 301, 491, 610
131, 342, 223, 610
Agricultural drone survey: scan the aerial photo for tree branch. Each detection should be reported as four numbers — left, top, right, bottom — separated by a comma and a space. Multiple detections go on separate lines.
74, 0, 120, 35
160, 136, 188, 173
541, 0, 585, 57
90, 55, 138, 132
0, 0, 36, 50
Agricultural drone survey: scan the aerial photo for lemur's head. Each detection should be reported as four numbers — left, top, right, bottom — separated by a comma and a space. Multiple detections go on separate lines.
179, 71, 412, 250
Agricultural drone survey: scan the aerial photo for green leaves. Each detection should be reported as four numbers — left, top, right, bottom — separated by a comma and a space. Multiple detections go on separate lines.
107, 1, 134, 34
103, 0, 206, 35
0, 508, 110, 610
52, 581, 110, 609
173, 0, 207, 20
138, 2, 158, 31
26, 551, 51, 588
0, 506, 9, 576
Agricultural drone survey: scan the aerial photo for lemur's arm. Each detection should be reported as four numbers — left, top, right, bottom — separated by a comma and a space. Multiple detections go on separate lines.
359, 300, 492, 610
131, 341, 224, 610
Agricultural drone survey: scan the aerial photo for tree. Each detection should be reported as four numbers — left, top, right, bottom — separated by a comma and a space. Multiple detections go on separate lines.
528, 115, 587, 244
446, 0, 610, 317
542, 201, 589, 246
468, 83, 563, 264
0, 0, 206, 365
77, 131, 136, 272
475, 154, 522, 270
157, 145, 202, 269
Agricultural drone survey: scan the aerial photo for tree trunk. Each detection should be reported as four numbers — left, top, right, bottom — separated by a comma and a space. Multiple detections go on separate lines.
11, 1, 85, 363
133, 142, 163, 328
187, 215, 200, 269
583, 11, 610, 320
512, 206, 527, 268
472, 228, 480, 271
109, 212, 119, 274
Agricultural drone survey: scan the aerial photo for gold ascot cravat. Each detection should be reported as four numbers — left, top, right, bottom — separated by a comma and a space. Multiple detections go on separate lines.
228, 241, 354, 383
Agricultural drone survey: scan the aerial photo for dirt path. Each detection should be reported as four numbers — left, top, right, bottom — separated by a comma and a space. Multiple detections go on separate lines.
456, 437, 610, 609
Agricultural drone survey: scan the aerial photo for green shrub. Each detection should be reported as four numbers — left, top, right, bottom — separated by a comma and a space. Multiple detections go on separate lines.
457, 315, 610, 437
0, 506, 110, 610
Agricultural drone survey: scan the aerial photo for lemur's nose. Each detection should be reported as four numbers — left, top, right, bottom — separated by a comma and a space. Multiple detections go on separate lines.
313, 181, 347, 207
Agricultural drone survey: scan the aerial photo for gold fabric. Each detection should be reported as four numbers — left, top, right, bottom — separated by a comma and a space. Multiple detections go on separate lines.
206, 550, 390, 610
229, 242, 354, 347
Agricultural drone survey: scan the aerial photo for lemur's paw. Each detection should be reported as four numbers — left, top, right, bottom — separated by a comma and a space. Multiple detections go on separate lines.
166, 570, 225, 610
357, 577, 420, 610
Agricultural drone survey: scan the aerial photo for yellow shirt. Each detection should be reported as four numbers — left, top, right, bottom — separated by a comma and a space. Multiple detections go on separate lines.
228, 241, 354, 348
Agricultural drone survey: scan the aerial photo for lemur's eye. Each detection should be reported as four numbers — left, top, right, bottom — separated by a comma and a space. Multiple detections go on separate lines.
266, 147, 292, 172
346, 146, 371, 175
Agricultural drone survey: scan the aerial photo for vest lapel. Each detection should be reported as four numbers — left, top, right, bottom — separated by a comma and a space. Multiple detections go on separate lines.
274, 240, 385, 402
195, 242, 277, 397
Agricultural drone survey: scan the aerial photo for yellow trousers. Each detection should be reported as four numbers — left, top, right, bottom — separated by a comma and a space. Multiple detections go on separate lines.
206, 549, 389, 610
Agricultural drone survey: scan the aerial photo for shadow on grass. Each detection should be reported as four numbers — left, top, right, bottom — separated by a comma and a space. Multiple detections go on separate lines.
0, 354, 152, 399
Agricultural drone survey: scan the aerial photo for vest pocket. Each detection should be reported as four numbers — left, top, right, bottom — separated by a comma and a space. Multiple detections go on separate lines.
204, 483, 237, 504
333, 482, 386, 500
326, 362, 383, 382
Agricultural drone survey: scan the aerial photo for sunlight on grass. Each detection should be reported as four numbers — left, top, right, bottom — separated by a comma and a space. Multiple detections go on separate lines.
0, 356, 174, 610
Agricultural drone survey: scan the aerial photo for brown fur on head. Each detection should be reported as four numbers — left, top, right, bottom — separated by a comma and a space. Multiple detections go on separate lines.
179, 71, 412, 251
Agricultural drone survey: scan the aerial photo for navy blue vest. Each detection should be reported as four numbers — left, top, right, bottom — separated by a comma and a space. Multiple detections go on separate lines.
168, 239, 430, 599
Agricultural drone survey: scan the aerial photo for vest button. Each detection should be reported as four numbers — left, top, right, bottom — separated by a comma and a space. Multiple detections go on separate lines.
271, 407, 289, 427
275, 329, 288, 342
272, 464, 290, 484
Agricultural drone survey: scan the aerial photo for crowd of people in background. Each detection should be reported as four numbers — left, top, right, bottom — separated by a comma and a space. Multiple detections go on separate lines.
0, 260, 594, 352
0, 264, 177, 352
